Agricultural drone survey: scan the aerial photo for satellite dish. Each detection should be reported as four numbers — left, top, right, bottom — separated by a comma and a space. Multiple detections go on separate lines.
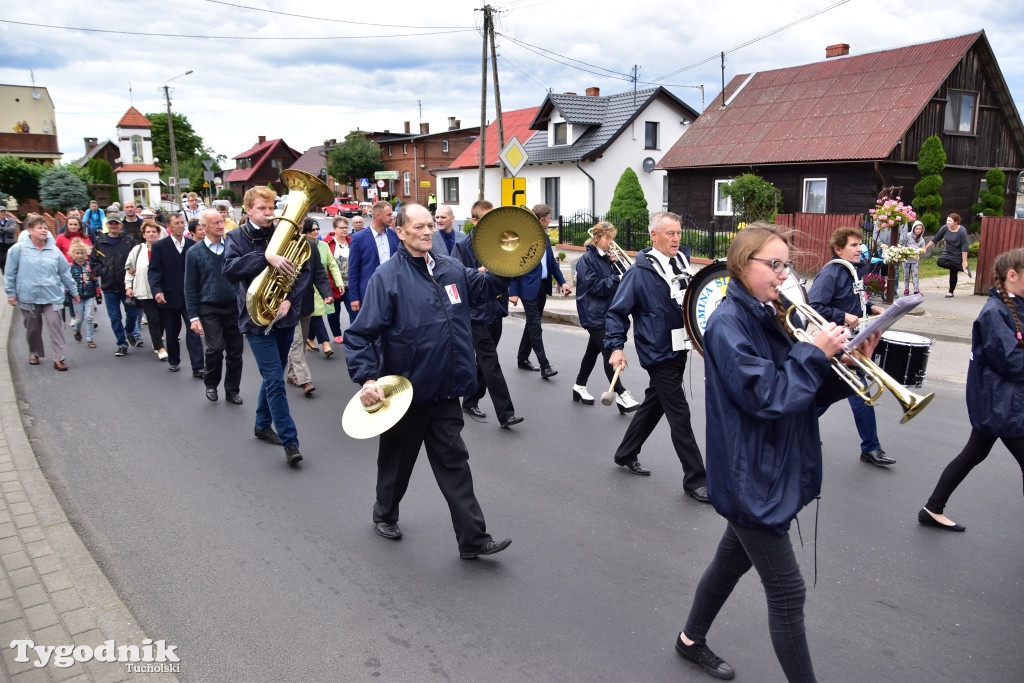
642, 157, 655, 173
1017, 171, 1024, 194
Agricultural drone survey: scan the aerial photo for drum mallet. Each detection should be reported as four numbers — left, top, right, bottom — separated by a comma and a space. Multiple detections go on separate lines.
601, 364, 624, 406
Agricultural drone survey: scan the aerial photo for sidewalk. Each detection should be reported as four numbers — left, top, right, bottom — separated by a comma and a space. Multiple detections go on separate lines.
0, 304, 175, 681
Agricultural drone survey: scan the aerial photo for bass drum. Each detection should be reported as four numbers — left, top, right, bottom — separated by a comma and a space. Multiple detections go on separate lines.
682, 261, 808, 357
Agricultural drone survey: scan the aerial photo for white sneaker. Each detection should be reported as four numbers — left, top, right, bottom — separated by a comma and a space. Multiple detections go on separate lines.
616, 390, 640, 413
572, 384, 595, 405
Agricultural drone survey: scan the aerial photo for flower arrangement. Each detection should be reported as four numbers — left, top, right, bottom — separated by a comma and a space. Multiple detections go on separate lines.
869, 198, 916, 231
863, 272, 886, 297
881, 244, 921, 265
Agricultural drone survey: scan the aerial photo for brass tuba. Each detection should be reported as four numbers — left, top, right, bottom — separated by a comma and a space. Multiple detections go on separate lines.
245, 169, 334, 328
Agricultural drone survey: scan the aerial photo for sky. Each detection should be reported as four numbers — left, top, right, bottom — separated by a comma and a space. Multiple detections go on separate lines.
2, 0, 1022, 168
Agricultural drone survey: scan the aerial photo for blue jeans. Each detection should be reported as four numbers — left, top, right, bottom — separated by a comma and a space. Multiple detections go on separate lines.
847, 394, 881, 453
685, 522, 815, 682
103, 292, 139, 348
247, 328, 298, 448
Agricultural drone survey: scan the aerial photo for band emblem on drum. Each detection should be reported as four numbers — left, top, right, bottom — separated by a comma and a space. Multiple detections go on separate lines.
694, 276, 729, 335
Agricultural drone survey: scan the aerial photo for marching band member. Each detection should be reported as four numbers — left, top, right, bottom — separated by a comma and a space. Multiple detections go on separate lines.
808, 227, 892, 467
604, 212, 708, 501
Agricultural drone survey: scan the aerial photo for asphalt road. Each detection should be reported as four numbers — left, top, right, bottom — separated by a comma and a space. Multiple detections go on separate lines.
10, 314, 1024, 682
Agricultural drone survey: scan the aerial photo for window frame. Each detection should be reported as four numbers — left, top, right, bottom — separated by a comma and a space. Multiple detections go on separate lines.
552, 122, 567, 146
443, 177, 459, 203
645, 122, 659, 150
543, 177, 561, 217
403, 172, 411, 197
130, 134, 144, 163
713, 179, 734, 216
944, 89, 979, 136
802, 177, 827, 214
442, 140, 449, 153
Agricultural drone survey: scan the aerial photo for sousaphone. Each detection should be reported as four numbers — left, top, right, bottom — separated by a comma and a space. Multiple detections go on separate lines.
471, 205, 547, 277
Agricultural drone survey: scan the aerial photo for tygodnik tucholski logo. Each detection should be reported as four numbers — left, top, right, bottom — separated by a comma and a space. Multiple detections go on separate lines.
9, 638, 181, 672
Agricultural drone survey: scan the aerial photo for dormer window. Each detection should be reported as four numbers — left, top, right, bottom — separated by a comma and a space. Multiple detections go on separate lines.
553, 122, 567, 146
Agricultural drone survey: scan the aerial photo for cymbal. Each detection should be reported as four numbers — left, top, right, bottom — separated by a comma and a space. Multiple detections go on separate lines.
472, 205, 547, 277
342, 375, 414, 439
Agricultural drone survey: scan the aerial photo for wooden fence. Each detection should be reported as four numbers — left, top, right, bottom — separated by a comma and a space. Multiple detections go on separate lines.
774, 213, 866, 274
974, 216, 1024, 294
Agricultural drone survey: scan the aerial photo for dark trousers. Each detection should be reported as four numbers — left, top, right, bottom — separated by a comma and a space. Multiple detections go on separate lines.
137, 298, 165, 350
160, 305, 204, 369
326, 305, 342, 338
307, 315, 330, 344
374, 399, 492, 553
926, 428, 1024, 514
198, 301, 244, 393
612, 353, 706, 491
576, 326, 624, 392
685, 522, 815, 682
464, 320, 515, 421
517, 288, 550, 368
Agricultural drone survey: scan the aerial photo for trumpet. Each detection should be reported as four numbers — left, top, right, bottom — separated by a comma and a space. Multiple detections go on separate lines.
783, 300, 934, 424
587, 226, 633, 276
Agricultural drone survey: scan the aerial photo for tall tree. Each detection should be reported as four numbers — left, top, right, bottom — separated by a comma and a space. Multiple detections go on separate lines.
39, 167, 90, 211
607, 167, 649, 220
145, 112, 206, 170
325, 132, 384, 193
0, 155, 45, 202
912, 135, 946, 231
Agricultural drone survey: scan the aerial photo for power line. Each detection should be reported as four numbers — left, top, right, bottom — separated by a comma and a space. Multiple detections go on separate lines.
204, 0, 475, 30
497, 32, 633, 79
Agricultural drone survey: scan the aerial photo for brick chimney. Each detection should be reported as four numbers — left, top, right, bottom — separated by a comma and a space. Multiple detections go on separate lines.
83, 137, 97, 153
448, 116, 457, 130
826, 43, 850, 58
586, 87, 600, 97
420, 122, 429, 134
454, 120, 461, 129
404, 121, 411, 134
258, 135, 266, 144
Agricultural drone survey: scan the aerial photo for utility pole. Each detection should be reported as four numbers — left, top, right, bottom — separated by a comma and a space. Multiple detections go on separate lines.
162, 70, 193, 211
488, 11, 506, 179
477, 5, 491, 200
721, 52, 726, 107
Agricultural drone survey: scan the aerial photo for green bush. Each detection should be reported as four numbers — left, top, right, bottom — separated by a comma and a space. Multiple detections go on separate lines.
722, 173, 781, 223
969, 241, 980, 257
912, 136, 946, 231
608, 167, 649, 218
971, 167, 1006, 218
217, 188, 236, 201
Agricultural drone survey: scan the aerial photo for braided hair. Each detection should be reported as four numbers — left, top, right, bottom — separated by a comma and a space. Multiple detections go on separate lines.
992, 248, 1024, 348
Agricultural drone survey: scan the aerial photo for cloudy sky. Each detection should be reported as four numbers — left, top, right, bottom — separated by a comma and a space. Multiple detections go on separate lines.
3, 0, 1022, 166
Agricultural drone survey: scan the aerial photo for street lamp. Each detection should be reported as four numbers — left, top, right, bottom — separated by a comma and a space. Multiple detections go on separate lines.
163, 70, 194, 211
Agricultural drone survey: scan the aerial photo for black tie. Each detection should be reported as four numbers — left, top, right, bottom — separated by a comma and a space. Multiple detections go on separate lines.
669, 257, 683, 275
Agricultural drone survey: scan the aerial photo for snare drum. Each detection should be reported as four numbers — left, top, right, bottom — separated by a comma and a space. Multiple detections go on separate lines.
872, 331, 934, 387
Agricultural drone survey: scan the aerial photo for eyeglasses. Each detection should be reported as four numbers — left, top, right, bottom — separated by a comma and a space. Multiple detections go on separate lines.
749, 257, 795, 273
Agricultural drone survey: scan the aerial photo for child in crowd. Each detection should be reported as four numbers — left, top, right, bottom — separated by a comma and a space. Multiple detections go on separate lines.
900, 220, 927, 295
68, 238, 98, 348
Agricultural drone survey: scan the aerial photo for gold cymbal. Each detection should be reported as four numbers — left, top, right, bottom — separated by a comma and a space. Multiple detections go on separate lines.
342, 375, 414, 439
471, 206, 547, 277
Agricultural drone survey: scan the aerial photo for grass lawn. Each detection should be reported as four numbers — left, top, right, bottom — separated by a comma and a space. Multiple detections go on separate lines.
917, 256, 979, 279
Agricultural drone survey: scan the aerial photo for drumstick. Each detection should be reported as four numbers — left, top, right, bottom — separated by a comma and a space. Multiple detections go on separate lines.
600, 364, 624, 406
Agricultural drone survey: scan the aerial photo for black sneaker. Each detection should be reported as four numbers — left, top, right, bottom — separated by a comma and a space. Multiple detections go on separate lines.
285, 443, 303, 465
131, 336, 145, 348
675, 634, 735, 680
254, 426, 282, 445
114, 346, 128, 357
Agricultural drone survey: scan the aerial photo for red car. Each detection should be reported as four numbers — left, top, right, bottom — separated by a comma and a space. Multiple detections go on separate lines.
323, 197, 360, 217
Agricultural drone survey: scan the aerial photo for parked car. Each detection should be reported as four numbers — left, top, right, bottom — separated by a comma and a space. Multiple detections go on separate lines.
358, 201, 374, 216
1015, 205, 1024, 219
324, 196, 360, 217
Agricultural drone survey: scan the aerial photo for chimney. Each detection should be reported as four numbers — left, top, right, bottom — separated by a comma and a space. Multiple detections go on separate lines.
563, 92, 577, 96
83, 137, 97, 152
420, 122, 429, 134
404, 121, 411, 134
258, 135, 266, 144
586, 87, 600, 97
826, 43, 850, 59
454, 119, 461, 130
448, 116, 457, 130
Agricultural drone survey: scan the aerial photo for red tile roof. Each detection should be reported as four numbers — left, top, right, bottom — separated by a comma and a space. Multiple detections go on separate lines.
659, 32, 984, 169
447, 107, 540, 169
116, 107, 152, 129
226, 138, 299, 183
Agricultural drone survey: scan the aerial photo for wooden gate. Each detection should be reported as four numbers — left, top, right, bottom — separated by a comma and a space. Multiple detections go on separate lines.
974, 216, 1024, 294
775, 213, 866, 274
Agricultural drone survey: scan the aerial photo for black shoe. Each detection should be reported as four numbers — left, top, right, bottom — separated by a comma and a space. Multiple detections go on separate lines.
463, 405, 486, 419
517, 359, 540, 371
131, 336, 144, 348
540, 365, 558, 379
675, 634, 735, 680
500, 415, 525, 429
687, 486, 711, 504
918, 508, 965, 532
618, 460, 650, 476
285, 443, 303, 465
205, 387, 218, 402
193, 368, 205, 379
254, 426, 282, 445
168, 364, 180, 372
375, 521, 402, 540
860, 449, 896, 467
226, 393, 244, 405
460, 537, 511, 559
114, 346, 128, 357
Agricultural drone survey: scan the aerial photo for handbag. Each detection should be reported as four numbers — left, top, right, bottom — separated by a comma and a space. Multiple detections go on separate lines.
124, 295, 136, 307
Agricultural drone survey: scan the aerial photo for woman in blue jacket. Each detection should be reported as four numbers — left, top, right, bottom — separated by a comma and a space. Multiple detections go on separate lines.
571, 222, 638, 412
919, 248, 1024, 532
675, 224, 878, 682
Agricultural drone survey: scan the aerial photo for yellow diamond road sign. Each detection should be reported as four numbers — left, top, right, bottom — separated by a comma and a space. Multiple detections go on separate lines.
498, 136, 528, 177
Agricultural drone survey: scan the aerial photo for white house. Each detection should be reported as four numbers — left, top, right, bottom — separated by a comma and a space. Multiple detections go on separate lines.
112, 107, 162, 209
435, 87, 698, 222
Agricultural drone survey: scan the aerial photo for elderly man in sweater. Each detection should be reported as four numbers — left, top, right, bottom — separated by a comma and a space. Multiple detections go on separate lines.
185, 209, 244, 404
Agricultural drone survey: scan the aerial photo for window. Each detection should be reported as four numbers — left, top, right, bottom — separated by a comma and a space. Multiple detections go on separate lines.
130, 135, 143, 163
132, 181, 150, 208
403, 172, 411, 197
543, 177, 560, 217
388, 146, 393, 156
443, 177, 459, 203
403, 144, 408, 155
553, 122, 567, 146
802, 178, 827, 214
442, 140, 449, 153
271, 158, 282, 170
945, 90, 978, 134
713, 179, 734, 216
645, 122, 659, 150
662, 176, 669, 209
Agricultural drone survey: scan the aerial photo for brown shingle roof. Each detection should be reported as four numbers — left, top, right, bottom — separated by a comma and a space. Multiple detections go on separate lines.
116, 107, 152, 129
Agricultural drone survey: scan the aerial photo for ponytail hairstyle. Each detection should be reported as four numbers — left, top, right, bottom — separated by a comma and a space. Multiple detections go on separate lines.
992, 247, 1024, 348
585, 221, 616, 247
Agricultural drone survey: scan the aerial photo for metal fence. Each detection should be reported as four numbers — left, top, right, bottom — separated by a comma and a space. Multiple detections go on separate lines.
556, 210, 742, 260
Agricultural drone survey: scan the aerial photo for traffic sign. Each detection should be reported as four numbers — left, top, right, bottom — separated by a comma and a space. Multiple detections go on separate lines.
376, 180, 385, 188
375, 171, 399, 181
501, 177, 526, 207
498, 136, 528, 176
359, 178, 370, 188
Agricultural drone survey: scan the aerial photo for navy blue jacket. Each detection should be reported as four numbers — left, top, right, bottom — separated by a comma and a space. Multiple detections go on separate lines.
604, 247, 690, 370
575, 244, 620, 330
343, 245, 508, 403
451, 230, 509, 324
808, 259, 864, 324
147, 235, 195, 310
509, 234, 565, 300
222, 221, 311, 334
704, 278, 852, 534
967, 289, 1024, 438
347, 226, 400, 305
